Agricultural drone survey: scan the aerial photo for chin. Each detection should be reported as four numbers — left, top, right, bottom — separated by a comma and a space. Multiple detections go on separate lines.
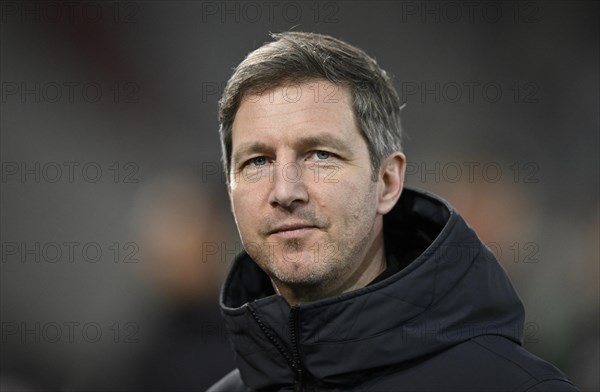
270, 259, 333, 287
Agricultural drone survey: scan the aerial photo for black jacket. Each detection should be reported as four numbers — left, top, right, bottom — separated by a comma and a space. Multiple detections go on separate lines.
208, 188, 578, 391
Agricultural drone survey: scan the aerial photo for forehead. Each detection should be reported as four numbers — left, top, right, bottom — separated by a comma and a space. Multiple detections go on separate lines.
231, 80, 360, 147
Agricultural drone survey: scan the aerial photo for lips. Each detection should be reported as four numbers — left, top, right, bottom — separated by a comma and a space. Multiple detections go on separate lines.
267, 223, 319, 237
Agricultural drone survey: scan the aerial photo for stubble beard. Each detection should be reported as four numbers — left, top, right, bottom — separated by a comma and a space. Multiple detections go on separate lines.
267, 230, 374, 302
250, 183, 379, 302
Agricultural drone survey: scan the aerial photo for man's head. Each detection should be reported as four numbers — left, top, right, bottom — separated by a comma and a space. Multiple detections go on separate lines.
218, 32, 406, 304
219, 31, 403, 181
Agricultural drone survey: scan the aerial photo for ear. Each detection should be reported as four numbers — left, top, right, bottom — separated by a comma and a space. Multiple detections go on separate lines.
376, 152, 406, 215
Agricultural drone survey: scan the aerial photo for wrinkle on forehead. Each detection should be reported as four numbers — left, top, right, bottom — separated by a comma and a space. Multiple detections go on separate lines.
235, 80, 352, 117
230, 81, 366, 169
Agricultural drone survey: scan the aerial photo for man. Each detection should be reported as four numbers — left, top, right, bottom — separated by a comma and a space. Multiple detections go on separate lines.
208, 32, 578, 391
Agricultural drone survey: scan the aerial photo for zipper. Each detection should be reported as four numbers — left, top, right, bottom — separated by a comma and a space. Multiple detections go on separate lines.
248, 304, 305, 391
289, 305, 304, 392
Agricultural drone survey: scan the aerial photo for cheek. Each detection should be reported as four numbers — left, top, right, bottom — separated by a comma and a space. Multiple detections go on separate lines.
231, 193, 255, 236
231, 186, 272, 239
351, 181, 378, 222
318, 179, 369, 220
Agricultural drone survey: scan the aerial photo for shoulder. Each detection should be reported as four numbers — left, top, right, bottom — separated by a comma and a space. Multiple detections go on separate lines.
466, 336, 579, 391
354, 335, 579, 392
206, 369, 251, 392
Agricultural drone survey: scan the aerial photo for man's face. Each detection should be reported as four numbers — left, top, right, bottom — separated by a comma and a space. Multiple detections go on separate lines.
228, 80, 386, 298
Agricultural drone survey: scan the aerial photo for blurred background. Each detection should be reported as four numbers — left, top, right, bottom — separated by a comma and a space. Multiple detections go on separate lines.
1, 1, 598, 391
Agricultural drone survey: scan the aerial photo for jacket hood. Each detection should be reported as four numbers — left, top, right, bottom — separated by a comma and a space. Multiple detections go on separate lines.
219, 188, 525, 390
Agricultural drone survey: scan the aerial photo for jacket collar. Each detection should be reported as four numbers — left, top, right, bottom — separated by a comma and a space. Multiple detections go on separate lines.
219, 188, 525, 389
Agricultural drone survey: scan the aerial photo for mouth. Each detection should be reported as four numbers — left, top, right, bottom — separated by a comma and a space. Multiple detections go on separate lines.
267, 224, 319, 238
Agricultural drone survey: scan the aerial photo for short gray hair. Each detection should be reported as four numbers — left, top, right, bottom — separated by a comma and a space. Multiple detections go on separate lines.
218, 31, 403, 181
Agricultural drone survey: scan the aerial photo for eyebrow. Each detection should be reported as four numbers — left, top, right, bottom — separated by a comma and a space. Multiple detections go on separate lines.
232, 141, 273, 166
295, 134, 351, 153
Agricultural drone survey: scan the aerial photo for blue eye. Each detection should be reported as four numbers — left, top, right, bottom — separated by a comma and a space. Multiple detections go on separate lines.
249, 157, 267, 166
315, 151, 331, 160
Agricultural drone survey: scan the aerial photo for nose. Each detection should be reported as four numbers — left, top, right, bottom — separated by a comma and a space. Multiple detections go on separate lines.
268, 162, 309, 209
